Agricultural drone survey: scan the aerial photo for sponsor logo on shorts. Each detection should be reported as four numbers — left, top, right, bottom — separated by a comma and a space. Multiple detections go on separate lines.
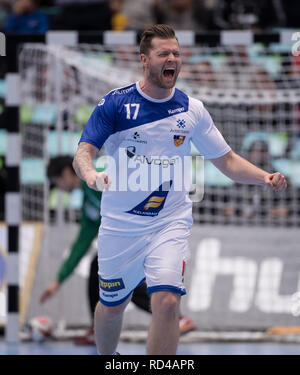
99, 277, 125, 292
102, 292, 119, 298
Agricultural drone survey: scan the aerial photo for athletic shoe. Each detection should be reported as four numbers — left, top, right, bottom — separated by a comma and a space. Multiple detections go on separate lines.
179, 315, 196, 335
73, 327, 95, 346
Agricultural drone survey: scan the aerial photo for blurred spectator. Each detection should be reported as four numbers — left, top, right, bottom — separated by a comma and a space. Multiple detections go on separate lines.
122, 0, 155, 31
0, 0, 12, 31
4, 0, 49, 33
110, 0, 128, 30
213, 0, 286, 30
187, 60, 217, 88
153, 0, 212, 31
222, 140, 290, 220
215, 46, 277, 91
278, 55, 300, 90
53, 0, 111, 31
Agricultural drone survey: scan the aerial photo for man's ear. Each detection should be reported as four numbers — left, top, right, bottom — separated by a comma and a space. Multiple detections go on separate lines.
140, 53, 148, 68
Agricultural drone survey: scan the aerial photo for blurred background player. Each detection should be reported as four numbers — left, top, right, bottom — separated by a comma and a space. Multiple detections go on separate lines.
4, 0, 49, 34
40, 156, 196, 344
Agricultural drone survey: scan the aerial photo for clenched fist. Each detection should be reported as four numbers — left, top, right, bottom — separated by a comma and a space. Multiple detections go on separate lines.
85, 170, 112, 191
264, 172, 287, 193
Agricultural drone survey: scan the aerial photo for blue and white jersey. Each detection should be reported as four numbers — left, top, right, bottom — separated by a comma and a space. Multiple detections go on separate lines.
79, 81, 231, 234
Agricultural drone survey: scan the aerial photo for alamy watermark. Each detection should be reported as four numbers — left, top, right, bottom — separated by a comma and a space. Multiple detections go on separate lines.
95, 149, 205, 203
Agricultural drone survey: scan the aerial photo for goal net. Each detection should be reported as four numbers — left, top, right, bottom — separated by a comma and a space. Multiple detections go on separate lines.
19, 42, 300, 226
4, 37, 300, 340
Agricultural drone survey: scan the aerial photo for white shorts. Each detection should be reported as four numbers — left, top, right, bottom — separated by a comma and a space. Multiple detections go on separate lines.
97, 222, 190, 306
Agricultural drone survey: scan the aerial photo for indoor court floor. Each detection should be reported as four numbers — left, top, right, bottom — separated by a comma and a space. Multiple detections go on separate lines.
0, 340, 300, 355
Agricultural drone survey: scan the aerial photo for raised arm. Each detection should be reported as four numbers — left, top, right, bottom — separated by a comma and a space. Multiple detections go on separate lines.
73, 142, 110, 191
210, 150, 287, 193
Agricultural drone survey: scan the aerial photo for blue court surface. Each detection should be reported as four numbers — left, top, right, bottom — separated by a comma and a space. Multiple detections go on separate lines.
0, 340, 299, 355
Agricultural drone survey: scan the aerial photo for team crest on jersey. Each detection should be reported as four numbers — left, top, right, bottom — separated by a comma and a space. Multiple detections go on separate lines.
126, 181, 173, 217
174, 135, 186, 147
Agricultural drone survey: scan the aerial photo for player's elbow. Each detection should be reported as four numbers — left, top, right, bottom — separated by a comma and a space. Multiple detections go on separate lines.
72, 156, 77, 171
72, 155, 80, 177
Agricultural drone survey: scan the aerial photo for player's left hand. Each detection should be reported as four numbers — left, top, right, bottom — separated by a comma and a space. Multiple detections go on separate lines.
264, 172, 287, 193
40, 281, 61, 304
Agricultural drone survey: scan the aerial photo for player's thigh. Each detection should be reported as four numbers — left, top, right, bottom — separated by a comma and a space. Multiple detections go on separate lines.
97, 230, 150, 306
144, 223, 190, 295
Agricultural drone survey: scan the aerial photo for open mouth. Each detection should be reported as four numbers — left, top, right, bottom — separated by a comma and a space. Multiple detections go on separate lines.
163, 68, 175, 79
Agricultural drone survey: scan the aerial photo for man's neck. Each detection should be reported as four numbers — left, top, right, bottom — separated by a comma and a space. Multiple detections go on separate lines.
139, 79, 173, 100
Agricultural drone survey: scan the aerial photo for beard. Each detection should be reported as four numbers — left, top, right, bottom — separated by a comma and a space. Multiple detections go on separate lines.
147, 65, 180, 89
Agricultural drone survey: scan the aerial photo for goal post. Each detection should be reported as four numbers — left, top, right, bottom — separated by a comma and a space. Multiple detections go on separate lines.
2, 30, 300, 342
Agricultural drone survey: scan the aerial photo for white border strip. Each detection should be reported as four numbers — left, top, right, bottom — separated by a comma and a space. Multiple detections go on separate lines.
5, 193, 21, 225
6, 254, 18, 285
46, 31, 78, 46
5, 313, 19, 343
5, 74, 20, 106
6, 134, 21, 167
0, 32, 5, 56
175, 31, 195, 46
281, 30, 299, 45
221, 30, 253, 45
104, 31, 136, 45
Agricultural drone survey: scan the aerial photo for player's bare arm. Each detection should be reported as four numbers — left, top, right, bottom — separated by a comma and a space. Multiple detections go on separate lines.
73, 142, 111, 191
73, 142, 98, 180
211, 150, 287, 193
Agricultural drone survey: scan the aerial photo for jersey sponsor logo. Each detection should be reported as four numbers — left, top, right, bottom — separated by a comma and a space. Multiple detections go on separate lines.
170, 128, 189, 134
99, 277, 125, 292
112, 86, 134, 95
126, 145, 136, 158
174, 135, 186, 147
168, 107, 185, 115
144, 196, 165, 210
126, 146, 179, 168
126, 181, 173, 217
125, 132, 147, 144
176, 119, 186, 128
98, 98, 105, 106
